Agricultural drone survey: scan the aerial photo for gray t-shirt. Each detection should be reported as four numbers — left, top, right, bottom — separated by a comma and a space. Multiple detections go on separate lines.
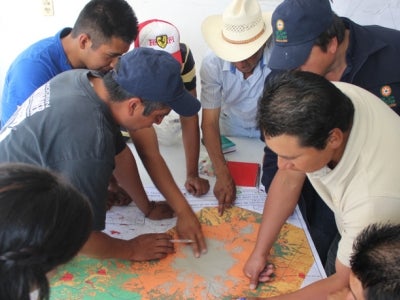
0, 69, 125, 230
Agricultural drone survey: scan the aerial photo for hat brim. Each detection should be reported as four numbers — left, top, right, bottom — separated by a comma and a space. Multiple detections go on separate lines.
168, 90, 201, 117
171, 50, 183, 64
268, 39, 314, 70
202, 12, 272, 62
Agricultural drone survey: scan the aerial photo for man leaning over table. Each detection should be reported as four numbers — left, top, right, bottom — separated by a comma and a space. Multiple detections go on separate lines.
0, 0, 139, 210
243, 70, 400, 299
130, 19, 210, 201
200, 0, 273, 215
260, 0, 400, 270
0, 48, 207, 260
1, 0, 138, 126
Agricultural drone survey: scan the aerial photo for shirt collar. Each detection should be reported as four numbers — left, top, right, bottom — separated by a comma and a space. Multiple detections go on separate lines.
225, 51, 267, 74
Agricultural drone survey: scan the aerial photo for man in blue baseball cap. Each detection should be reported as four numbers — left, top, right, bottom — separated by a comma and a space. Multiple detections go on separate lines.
257, 0, 400, 275
269, 0, 400, 113
0, 47, 207, 261
269, 0, 333, 71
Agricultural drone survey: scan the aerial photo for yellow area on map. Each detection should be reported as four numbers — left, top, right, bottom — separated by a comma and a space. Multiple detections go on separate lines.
50, 206, 313, 299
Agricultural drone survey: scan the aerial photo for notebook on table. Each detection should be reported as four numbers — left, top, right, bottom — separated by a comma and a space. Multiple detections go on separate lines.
226, 160, 260, 188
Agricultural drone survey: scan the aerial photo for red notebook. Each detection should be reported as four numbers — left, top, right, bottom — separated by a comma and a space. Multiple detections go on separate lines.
226, 161, 260, 188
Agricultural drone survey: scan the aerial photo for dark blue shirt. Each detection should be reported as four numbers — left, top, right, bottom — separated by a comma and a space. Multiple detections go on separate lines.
262, 19, 400, 188
342, 17, 400, 114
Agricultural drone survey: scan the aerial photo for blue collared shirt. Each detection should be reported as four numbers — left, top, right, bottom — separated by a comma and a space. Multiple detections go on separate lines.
200, 46, 271, 138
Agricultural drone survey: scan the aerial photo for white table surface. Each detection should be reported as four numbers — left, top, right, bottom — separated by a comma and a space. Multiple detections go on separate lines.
125, 134, 326, 284
127, 135, 266, 188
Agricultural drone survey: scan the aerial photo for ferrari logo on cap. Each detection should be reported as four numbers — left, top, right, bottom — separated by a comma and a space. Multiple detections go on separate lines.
156, 35, 168, 49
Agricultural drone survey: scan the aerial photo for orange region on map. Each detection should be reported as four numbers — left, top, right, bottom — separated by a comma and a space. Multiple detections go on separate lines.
50, 206, 314, 300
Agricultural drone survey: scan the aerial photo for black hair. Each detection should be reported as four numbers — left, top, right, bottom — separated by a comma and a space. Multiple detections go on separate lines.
71, 0, 138, 48
351, 223, 400, 300
313, 13, 346, 52
0, 163, 92, 300
257, 70, 354, 149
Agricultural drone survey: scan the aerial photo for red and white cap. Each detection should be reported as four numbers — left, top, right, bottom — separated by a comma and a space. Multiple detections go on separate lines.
134, 19, 182, 64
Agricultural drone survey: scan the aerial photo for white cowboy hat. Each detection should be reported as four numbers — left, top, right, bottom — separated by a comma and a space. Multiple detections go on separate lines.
201, 0, 272, 62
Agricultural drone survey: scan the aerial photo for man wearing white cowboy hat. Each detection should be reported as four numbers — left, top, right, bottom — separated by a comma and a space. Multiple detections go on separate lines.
200, 0, 273, 215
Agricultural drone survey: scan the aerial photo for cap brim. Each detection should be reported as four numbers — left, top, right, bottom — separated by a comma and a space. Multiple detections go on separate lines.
168, 90, 201, 117
201, 12, 272, 62
171, 50, 183, 64
268, 39, 314, 70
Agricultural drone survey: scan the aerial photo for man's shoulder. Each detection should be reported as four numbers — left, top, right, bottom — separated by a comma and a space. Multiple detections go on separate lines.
179, 42, 195, 68
179, 42, 190, 56
203, 50, 224, 61
346, 17, 400, 45
201, 50, 228, 70
8, 32, 67, 77
16, 32, 62, 59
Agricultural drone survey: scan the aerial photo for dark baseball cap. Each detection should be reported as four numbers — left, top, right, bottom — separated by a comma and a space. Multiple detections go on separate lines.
268, 0, 334, 70
112, 47, 200, 117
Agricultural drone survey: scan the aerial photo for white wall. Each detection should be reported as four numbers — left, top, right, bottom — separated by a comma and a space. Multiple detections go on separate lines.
1, 0, 399, 98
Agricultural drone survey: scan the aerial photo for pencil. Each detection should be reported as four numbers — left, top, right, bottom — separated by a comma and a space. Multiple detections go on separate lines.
169, 239, 194, 243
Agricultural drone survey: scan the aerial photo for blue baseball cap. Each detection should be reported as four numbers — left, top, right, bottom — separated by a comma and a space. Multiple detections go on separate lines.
268, 0, 334, 70
112, 47, 200, 117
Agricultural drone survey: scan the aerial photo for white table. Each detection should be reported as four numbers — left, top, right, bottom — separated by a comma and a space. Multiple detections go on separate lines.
128, 135, 266, 188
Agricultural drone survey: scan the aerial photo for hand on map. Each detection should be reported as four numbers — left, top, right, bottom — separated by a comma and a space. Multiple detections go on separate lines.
213, 172, 236, 216
106, 175, 133, 210
175, 208, 208, 258
127, 233, 175, 261
243, 252, 275, 290
185, 175, 210, 196
145, 200, 175, 220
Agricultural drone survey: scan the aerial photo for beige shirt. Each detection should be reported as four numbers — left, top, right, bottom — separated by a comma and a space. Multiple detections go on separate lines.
307, 82, 400, 266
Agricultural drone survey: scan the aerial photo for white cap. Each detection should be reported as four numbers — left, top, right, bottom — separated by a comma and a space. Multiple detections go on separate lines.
134, 19, 182, 63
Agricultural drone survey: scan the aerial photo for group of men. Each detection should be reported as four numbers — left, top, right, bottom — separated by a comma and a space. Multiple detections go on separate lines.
0, 0, 400, 299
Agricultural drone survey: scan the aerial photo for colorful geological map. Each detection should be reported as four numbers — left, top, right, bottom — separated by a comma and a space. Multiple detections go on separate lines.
50, 206, 315, 299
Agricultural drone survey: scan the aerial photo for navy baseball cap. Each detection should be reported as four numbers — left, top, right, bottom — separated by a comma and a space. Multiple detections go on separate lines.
268, 0, 334, 70
112, 47, 200, 117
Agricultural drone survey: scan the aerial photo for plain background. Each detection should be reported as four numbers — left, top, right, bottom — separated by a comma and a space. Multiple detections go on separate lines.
0, 0, 399, 99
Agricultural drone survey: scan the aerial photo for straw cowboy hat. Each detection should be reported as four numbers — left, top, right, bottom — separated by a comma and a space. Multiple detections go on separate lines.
201, 0, 272, 62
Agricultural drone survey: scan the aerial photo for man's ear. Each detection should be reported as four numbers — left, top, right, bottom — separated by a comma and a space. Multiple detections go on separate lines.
127, 97, 141, 116
78, 33, 91, 50
328, 128, 344, 149
328, 36, 339, 54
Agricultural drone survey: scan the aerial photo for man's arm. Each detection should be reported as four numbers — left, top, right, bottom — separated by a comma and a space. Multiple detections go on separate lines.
267, 260, 350, 300
180, 113, 210, 196
244, 169, 305, 287
113, 146, 173, 219
129, 127, 207, 257
201, 107, 236, 215
80, 231, 175, 261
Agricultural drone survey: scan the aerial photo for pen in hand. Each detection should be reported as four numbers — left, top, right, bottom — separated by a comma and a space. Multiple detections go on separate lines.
169, 239, 194, 243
